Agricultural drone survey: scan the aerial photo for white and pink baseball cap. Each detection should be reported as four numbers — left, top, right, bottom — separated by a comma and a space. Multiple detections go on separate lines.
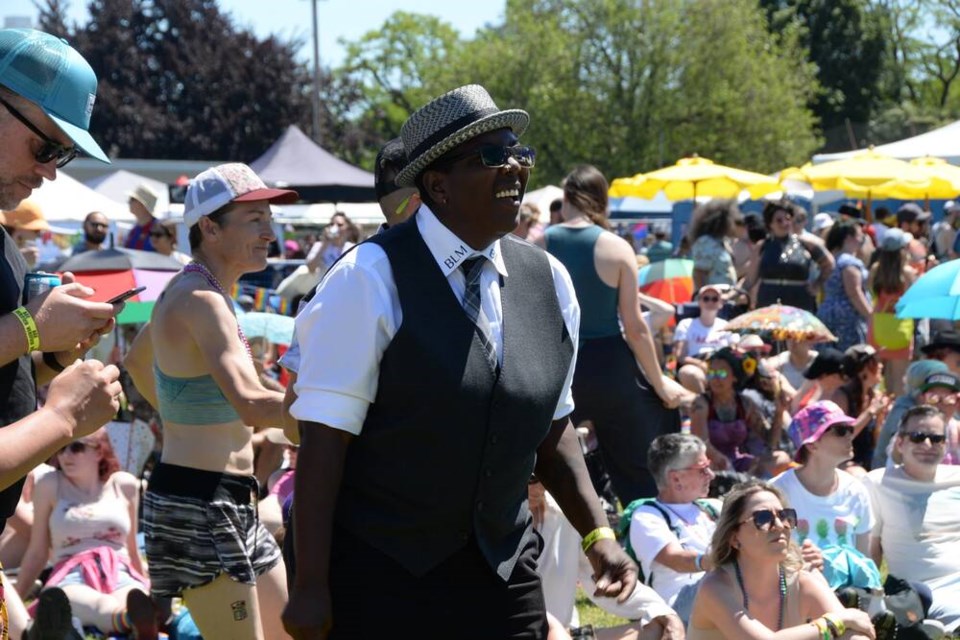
183, 163, 298, 227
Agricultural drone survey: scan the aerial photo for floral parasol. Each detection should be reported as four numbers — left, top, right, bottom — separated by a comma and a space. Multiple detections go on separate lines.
725, 304, 837, 343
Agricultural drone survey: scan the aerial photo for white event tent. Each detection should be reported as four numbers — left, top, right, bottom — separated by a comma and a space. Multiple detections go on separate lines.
29, 172, 133, 226
813, 120, 960, 165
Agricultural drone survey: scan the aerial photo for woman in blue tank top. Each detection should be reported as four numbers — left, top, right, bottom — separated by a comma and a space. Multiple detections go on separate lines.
544, 164, 684, 503
124, 164, 298, 639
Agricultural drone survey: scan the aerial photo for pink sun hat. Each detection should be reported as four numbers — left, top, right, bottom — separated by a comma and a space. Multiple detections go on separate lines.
787, 400, 855, 458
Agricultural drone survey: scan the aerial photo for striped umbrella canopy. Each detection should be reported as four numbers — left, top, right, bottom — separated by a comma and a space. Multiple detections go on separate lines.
638, 258, 695, 312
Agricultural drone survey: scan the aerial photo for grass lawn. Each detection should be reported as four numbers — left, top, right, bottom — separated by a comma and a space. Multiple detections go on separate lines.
576, 586, 631, 629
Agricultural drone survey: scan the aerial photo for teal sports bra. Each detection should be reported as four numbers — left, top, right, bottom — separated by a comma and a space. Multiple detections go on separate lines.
154, 365, 242, 425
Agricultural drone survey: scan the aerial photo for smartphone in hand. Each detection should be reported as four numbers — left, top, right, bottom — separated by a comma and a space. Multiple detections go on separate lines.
106, 286, 146, 304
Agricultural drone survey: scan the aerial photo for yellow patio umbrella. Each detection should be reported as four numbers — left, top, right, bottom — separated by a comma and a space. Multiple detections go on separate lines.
784, 147, 933, 220
608, 155, 781, 201
800, 147, 931, 194
877, 156, 960, 202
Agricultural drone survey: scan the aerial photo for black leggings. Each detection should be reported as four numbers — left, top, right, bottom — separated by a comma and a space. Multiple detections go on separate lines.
571, 335, 680, 504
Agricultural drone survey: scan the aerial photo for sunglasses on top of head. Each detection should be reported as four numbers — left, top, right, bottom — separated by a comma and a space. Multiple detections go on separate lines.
443, 144, 536, 169
741, 508, 797, 530
0, 95, 79, 168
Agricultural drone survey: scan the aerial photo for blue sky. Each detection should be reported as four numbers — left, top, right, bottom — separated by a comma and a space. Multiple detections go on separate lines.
2, 0, 506, 67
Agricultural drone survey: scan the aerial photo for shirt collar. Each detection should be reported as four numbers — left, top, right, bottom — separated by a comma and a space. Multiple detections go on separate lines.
416, 205, 508, 278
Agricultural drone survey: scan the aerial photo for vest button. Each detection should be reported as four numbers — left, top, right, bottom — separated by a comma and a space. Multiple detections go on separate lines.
484, 468, 492, 478
489, 435, 498, 444
476, 501, 485, 512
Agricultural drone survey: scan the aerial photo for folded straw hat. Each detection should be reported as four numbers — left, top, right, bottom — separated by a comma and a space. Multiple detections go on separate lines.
395, 84, 529, 188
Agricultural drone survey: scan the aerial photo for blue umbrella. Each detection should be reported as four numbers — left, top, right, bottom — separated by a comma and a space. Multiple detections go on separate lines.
238, 311, 296, 345
896, 259, 960, 319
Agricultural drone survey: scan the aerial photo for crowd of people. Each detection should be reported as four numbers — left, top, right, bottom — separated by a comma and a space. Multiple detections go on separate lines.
3, 25, 960, 640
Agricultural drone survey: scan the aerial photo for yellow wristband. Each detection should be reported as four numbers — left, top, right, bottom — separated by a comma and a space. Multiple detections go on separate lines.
822, 613, 845, 638
812, 618, 830, 640
13, 306, 40, 353
581, 526, 616, 552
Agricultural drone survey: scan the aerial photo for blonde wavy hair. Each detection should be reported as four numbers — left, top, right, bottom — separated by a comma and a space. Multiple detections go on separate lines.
709, 479, 802, 574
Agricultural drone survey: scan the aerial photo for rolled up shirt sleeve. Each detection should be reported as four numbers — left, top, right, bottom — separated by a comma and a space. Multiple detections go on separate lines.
290, 248, 397, 435
547, 254, 580, 421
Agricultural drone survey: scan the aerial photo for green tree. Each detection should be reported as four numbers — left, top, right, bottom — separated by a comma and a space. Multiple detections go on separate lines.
760, 0, 889, 151
36, 0, 370, 163
448, 0, 819, 184
338, 11, 463, 146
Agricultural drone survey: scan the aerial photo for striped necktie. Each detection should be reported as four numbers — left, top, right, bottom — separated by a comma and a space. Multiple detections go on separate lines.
460, 257, 499, 372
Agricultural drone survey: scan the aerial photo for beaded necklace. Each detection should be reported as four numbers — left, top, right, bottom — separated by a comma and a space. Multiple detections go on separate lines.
183, 261, 252, 361
734, 559, 787, 631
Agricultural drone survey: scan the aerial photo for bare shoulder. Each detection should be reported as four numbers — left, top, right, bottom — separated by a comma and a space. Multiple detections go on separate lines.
697, 568, 736, 607
596, 229, 635, 257
111, 472, 141, 499
33, 470, 59, 503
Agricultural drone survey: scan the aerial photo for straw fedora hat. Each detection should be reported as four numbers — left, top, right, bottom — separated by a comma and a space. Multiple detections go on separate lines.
395, 84, 529, 188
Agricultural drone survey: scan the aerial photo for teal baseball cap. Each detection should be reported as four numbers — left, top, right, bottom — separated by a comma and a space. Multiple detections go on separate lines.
0, 28, 109, 163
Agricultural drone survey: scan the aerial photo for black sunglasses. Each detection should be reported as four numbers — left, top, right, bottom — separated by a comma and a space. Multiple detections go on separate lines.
900, 431, 947, 445
444, 144, 536, 169
0, 95, 79, 168
149, 230, 171, 239
829, 424, 855, 437
741, 508, 797, 530
59, 441, 91, 455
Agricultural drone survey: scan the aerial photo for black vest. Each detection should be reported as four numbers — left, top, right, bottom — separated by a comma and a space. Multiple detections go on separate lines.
334, 218, 574, 580
0, 229, 35, 528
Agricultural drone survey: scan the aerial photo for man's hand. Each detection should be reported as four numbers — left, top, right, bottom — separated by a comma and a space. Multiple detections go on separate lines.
528, 480, 547, 530
585, 538, 638, 603
26, 273, 120, 353
800, 539, 824, 572
44, 360, 122, 438
649, 613, 685, 640
283, 587, 333, 640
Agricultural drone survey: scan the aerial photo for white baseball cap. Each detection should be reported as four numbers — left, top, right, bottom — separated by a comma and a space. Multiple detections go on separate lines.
183, 163, 298, 227
812, 212, 834, 232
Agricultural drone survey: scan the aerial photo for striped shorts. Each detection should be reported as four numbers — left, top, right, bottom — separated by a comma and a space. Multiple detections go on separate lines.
142, 463, 280, 598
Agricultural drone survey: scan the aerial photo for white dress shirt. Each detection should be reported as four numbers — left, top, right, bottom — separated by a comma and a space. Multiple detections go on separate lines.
290, 205, 580, 435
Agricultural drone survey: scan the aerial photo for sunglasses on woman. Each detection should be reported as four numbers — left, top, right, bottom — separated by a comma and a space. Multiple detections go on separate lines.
828, 424, 855, 437
444, 144, 536, 169
741, 508, 797, 530
700, 295, 720, 303
900, 431, 947, 445
59, 441, 91, 455
706, 368, 729, 379
0, 95, 79, 168
149, 230, 171, 239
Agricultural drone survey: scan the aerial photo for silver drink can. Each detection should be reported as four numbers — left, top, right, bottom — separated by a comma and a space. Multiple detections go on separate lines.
25, 272, 62, 302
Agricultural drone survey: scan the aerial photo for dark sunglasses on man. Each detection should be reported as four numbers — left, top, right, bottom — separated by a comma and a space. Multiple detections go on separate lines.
443, 144, 536, 170
741, 508, 798, 530
0, 95, 79, 168
900, 431, 947, 445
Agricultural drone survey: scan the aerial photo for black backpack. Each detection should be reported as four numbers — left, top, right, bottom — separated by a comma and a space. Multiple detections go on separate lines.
619, 498, 719, 586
